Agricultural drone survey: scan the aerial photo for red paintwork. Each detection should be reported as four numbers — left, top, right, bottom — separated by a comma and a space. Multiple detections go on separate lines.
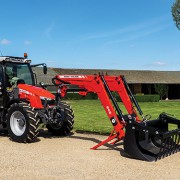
18, 84, 55, 109
54, 74, 141, 149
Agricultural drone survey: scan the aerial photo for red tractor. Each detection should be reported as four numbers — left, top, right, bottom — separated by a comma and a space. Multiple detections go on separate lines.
0, 54, 74, 143
52, 73, 180, 161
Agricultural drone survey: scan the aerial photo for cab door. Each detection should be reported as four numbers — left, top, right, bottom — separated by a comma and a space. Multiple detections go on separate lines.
0, 65, 3, 106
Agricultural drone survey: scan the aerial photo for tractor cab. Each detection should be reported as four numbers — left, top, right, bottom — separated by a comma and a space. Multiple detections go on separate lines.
0, 54, 47, 106
5, 61, 35, 86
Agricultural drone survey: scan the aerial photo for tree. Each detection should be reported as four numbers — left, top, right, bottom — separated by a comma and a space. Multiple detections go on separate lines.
172, 0, 180, 30
154, 84, 169, 100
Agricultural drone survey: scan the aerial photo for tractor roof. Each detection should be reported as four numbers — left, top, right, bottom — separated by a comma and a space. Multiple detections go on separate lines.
0, 56, 31, 63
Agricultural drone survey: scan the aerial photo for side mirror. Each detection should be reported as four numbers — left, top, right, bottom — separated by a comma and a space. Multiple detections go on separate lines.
31, 63, 47, 74
43, 64, 47, 74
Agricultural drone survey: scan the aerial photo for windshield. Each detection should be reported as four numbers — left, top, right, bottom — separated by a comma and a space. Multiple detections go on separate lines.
6, 63, 34, 85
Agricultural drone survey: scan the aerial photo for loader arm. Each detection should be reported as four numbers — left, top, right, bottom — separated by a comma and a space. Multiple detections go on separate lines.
52, 74, 180, 161
52, 74, 141, 148
53, 74, 141, 119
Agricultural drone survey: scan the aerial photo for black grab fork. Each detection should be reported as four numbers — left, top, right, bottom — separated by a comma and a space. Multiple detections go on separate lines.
124, 113, 180, 161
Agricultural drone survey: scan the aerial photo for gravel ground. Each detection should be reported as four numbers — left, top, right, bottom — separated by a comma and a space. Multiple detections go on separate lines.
0, 130, 179, 180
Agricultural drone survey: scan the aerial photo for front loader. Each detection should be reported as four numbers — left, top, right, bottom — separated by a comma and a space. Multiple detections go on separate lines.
0, 54, 74, 143
52, 73, 180, 161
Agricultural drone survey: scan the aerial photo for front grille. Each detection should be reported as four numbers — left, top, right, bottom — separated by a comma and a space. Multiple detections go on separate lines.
41, 99, 56, 106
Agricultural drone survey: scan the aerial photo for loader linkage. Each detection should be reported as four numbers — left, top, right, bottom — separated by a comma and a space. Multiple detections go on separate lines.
52, 73, 180, 161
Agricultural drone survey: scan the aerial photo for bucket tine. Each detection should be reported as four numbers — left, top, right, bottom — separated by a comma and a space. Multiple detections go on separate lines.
174, 133, 180, 153
166, 137, 174, 157
157, 138, 167, 160
157, 133, 180, 160
165, 138, 171, 156
169, 132, 180, 154
172, 134, 178, 154
168, 135, 174, 156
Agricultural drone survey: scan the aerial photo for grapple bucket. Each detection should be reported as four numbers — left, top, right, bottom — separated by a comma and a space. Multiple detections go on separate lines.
124, 113, 180, 161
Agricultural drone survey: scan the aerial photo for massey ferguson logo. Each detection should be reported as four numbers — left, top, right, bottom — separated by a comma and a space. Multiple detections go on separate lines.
19, 89, 33, 95
59, 75, 87, 79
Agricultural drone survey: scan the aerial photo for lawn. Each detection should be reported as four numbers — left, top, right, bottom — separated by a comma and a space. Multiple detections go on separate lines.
66, 100, 180, 134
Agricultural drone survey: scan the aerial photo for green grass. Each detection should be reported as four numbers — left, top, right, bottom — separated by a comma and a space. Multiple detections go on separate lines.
66, 100, 180, 134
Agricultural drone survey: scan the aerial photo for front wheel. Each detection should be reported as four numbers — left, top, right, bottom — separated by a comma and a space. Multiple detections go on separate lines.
46, 102, 74, 136
6, 102, 39, 143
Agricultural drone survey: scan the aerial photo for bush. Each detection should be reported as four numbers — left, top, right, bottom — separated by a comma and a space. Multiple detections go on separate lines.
112, 92, 159, 102
134, 94, 160, 102
62, 92, 160, 102
154, 84, 168, 100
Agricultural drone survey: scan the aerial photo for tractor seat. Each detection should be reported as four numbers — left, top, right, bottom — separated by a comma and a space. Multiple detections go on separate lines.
17, 79, 25, 84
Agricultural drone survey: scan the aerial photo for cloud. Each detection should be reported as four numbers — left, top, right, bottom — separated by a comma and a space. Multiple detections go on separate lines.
24, 40, 31, 45
79, 15, 171, 44
44, 21, 55, 39
80, 33, 109, 41
105, 24, 170, 45
153, 61, 167, 66
0, 38, 11, 45
143, 61, 167, 69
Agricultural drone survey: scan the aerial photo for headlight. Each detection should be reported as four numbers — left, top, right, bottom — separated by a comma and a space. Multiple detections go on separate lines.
40, 96, 55, 106
40, 96, 53, 101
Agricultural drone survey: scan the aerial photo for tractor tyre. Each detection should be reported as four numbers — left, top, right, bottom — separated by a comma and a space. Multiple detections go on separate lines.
46, 101, 74, 136
6, 102, 39, 143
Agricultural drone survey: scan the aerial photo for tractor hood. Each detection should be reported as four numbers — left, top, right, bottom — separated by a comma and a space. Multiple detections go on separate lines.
18, 84, 55, 100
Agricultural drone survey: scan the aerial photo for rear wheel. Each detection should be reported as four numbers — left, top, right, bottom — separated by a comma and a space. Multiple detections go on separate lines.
46, 102, 74, 136
7, 102, 39, 143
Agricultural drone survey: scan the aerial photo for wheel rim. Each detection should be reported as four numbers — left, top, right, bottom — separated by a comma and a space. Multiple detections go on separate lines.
10, 111, 26, 136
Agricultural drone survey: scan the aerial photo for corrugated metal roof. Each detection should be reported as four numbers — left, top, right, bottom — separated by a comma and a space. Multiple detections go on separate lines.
52, 68, 180, 84
32, 67, 180, 84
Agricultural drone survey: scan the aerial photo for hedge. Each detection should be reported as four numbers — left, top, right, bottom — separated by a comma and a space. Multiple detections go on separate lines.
62, 92, 160, 102
112, 92, 160, 102
63, 92, 98, 100
134, 94, 160, 102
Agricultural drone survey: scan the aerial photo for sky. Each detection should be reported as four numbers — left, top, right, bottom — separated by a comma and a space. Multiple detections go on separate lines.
0, 0, 179, 71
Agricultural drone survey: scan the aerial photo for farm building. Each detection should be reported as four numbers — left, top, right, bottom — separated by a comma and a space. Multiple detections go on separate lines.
33, 67, 180, 100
